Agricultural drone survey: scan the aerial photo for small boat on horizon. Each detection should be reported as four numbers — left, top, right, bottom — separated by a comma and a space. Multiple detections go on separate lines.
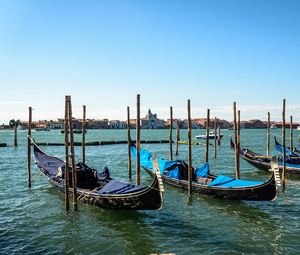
195, 131, 223, 140
270, 124, 278, 129
61, 129, 87, 134
35, 127, 51, 131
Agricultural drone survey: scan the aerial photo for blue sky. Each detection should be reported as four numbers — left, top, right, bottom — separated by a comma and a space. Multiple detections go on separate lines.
0, 0, 299, 123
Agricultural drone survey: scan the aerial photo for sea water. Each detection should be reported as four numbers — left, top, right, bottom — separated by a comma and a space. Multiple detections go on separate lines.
0, 129, 300, 254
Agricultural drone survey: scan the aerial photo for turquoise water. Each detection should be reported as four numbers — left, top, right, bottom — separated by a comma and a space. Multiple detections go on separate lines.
1, 129, 300, 254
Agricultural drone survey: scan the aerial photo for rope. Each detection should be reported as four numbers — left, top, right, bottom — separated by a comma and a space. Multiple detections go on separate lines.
77, 187, 99, 201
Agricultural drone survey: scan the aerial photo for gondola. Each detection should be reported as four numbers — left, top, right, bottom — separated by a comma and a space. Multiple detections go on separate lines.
31, 138, 164, 210
274, 137, 300, 158
130, 142, 280, 201
230, 138, 300, 177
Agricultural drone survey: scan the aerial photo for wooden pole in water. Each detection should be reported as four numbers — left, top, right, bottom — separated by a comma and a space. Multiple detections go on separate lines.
27, 107, 32, 188
169, 106, 173, 160
127, 106, 132, 181
82, 105, 86, 163
14, 124, 17, 147
282, 99, 286, 192
176, 119, 179, 156
187, 99, 192, 196
218, 122, 221, 146
267, 112, 270, 157
214, 117, 217, 159
205, 109, 210, 163
233, 102, 240, 179
67, 96, 78, 210
64, 96, 70, 211
237, 110, 241, 178
290, 115, 293, 151
136, 94, 141, 185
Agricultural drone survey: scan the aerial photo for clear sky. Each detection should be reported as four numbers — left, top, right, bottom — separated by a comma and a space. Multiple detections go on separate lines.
0, 0, 299, 124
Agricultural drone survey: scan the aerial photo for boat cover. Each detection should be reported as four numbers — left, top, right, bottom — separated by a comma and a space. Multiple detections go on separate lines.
208, 175, 263, 188
98, 180, 146, 194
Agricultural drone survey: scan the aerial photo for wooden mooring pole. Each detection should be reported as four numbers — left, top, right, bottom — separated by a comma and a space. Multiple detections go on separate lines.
67, 96, 78, 210
176, 119, 179, 156
82, 105, 86, 163
170, 106, 173, 160
205, 109, 210, 163
237, 110, 241, 178
136, 94, 141, 185
282, 99, 286, 192
27, 107, 32, 188
14, 124, 17, 147
127, 106, 132, 181
64, 97, 70, 211
290, 116, 293, 151
214, 117, 217, 159
218, 124, 221, 146
233, 102, 240, 179
187, 100, 192, 196
267, 112, 270, 157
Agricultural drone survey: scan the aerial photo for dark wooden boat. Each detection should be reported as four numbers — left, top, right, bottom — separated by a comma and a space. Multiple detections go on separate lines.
230, 138, 300, 177
32, 139, 164, 210
130, 143, 280, 201
274, 137, 300, 158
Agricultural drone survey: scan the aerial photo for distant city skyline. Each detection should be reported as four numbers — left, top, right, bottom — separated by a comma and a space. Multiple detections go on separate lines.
1, 100, 300, 125
0, 1, 299, 124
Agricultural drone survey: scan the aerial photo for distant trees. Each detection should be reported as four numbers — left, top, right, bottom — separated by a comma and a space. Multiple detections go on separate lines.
9, 119, 20, 128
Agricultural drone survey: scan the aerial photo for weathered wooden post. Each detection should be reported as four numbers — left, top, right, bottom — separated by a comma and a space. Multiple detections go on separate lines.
127, 106, 132, 181
282, 99, 286, 192
237, 110, 241, 177
14, 124, 17, 147
290, 116, 293, 151
169, 106, 173, 160
233, 102, 240, 179
218, 123, 221, 146
267, 112, 270, 157
82, 105, 86, 163
136, 94, 141, 185
64, 97, 70, 211
205, 109, 210, 162
27, 107, 32, 188
214, 117, 217, 159
67, 96, 78, 210
187, 100, 192, 196
176, 119, 179, 156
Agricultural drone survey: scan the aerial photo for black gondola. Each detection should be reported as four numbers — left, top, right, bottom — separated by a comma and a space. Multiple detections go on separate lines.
31, 139, 164, 210
130, 142, 280, 201
274, 137, 300, 158
230, 138, 300, 177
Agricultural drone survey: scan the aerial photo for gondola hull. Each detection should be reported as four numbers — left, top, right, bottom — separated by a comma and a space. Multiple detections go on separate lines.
32, 141, 163, 210
144, 167, 278, 201
231, 138, 300, 177
47, 176, 163, 210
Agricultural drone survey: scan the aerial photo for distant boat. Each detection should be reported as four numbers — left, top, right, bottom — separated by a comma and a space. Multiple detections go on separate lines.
270, 124, 278, 129
195, 131, 223, 140
61, 129, 86, 134
297, 126, 300, 131
35, 128, 50, 131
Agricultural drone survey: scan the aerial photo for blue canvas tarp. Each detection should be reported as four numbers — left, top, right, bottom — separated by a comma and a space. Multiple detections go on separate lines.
195, 163, 210, 177
208, 175, 263, 188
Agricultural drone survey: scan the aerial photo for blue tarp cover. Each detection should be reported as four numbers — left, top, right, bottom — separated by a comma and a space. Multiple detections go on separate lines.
195, 163, 210, 177
131, 145, 181, 174
208, 175, 263, 188
99, 179, 146, 194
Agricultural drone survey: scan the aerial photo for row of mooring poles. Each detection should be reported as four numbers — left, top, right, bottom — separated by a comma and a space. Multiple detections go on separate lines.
126, 94, 142, 185
64, 95, 78, 210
